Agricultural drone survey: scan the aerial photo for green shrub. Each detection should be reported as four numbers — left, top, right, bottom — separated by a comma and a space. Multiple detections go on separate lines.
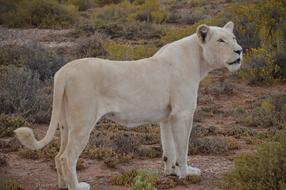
190, 136, 235, 155
0, 43, 66, 81
224, 132, 286, 190
112, 134, 140, 154
1, 0, 77, 28
239, 48, 280, 85
225, 126, 256, 138
88, 1, 164, 40
113, 168, 201, 189
112, 168, 158, 189
130, 169, 158, 190
112, 169, 139, 186
0, 0, 18, 25
0, 114, 26, 138
179, 7, 207, 25
31, 82, 53, 123
85, 146, 116, 160
135, 0, 168, 23
66, 0, 95, 11
102, 40, 157, 60
201, 78, 235, 96
19, 138, 60, 160
94, 0, 123, 7
241, 94, 286, 129
138, 146, 161, 159
0, 178, 24, 190
0, 66, 52, 123
218, 3, 260, 50
74, 37, 108, 58
0, 66, 41, 114
219, 0, 286, 82
93, 1, 132, 23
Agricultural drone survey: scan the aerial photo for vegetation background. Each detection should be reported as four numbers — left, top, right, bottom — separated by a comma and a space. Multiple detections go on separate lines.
0, 0, 285, 189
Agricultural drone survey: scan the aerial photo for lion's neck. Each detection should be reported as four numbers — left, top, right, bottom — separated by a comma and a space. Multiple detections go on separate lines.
187, 36, 224, 81
153, 34, 221, 82
172, 35, 220, 81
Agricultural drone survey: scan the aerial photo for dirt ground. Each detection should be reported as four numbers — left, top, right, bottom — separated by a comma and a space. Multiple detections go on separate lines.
1, 128, 233, 190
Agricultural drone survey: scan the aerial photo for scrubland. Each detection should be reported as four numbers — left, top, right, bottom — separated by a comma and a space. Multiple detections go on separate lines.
0, 0, 286, 189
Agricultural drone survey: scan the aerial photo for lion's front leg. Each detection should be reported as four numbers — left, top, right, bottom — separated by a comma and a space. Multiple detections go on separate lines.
170, 111, 201, 178
160, 121, 177, 176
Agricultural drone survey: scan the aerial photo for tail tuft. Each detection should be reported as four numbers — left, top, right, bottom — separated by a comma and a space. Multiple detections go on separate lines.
14, 127, 41, 150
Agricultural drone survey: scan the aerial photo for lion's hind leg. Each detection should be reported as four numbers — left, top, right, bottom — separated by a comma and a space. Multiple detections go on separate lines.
60, 127, 91, 190
55, 124, 69, 189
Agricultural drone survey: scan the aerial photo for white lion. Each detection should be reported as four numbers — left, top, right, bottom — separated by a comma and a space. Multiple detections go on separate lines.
15, 21, 242, 190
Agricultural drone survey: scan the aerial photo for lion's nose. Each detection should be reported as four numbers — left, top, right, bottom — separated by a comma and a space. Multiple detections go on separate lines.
234, 49, 242, 55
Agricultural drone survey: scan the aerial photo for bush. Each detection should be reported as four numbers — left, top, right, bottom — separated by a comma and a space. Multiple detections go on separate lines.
135, 0, 168, 24
224, 132, 286, 190
102, 40, 157, 60
112, 134, 140, 154
130, 169, 158, 190
113, 168, 201, 189
112, 169, 139, 186
66, 0, 95, 11
225, 126, 256, 138
85, 146, 116, 160
1, 0, 77, 28
218, 3, 260, 50
239, 48, 280, 85
19, 138, 60, 160
0, 0, 18, 25
219, 0, 286, 82
179, 8, 207, 25
88, 1, 164, 40
0, 43, 66, 81
0, 153, 8, 167
190, 136, 234, 155
94, 0, 123, 7
93, 21, 164, 40
0, 114, 26, 138
112, 169, 158, 189
74, 37, 108, 58
0, 178, 25, 190
31, 83, 53, 123
0, 66, 53, 123
201, 78, 236, 96
241, 94, 286, 129
138, 146, 161, 159
0, 66, 41, 114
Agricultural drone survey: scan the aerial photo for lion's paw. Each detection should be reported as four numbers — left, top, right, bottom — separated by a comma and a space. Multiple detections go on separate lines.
186, 166, 201, 176
179, 166, 201, 178
76, 182, 90, 190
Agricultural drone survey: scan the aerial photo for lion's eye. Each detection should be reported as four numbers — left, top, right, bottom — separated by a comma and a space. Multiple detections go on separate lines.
217, 39, 225, 43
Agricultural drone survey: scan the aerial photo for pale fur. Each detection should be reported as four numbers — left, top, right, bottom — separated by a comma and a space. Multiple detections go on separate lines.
14, 22, 242, 190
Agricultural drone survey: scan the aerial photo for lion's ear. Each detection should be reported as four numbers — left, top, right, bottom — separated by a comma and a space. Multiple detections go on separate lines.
224, 21, 234, 33
196, 24, 210, 43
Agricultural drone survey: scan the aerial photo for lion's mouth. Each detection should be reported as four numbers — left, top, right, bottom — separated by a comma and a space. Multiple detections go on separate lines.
228, 58, 241, 65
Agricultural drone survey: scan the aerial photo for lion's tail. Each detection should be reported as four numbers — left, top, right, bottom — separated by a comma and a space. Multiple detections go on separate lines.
14, 72, 65, 150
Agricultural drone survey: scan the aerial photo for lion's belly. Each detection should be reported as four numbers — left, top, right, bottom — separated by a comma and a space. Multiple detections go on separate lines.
105, 107, 170, 128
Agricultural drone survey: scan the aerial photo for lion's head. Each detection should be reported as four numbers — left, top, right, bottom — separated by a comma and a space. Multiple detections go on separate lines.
196, 21, 242, 72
